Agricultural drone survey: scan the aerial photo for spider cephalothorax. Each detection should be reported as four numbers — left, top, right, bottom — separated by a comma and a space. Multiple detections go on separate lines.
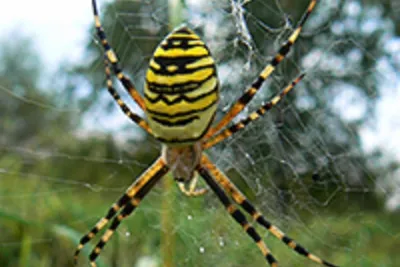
74, 1, 339, 266
162, 143, 202, 183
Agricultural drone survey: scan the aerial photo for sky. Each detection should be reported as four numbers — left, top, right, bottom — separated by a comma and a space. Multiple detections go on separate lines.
0, 0, 95, 70
0, 1, 399, 207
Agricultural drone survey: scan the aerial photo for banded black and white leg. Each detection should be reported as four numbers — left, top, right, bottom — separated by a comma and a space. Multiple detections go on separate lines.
103, 58, 153, 135
73, 158, 168, 265
92, 0, 146, 110
205, 0, 317, 138
203, 73, 306, 149
200, 154, 339, 267
197, 163, 278, 266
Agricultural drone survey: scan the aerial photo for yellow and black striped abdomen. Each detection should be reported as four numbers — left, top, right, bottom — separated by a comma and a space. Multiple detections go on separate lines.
144, 26, 218, 145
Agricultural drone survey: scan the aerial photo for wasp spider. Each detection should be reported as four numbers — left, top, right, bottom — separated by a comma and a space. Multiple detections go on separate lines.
74, 0, 338, 266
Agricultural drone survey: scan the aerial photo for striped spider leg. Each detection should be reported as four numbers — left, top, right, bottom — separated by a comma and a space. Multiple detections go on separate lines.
196, 0, 338, 265
204, 0, 317, 139
73, 158, 169, 266
92, 0, 145, 110
197, 155, 339, 267
197, 161, 278, 266
103, 58, 153, 135
203, 73, 306, 149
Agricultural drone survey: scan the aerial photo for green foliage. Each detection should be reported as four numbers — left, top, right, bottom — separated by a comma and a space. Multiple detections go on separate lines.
1, 174, 399, 266
0, 33, 76, 148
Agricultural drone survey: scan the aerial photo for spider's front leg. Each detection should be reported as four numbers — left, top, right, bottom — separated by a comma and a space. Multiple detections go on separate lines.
103, 58, 153, 135
92, 0, 145, 110
205, 0, 317, 138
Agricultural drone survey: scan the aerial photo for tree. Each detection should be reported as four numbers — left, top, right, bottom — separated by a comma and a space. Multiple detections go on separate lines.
0, 32, 76, 148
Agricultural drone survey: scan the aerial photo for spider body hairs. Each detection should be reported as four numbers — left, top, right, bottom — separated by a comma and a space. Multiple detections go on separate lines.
74, 0, 339, 266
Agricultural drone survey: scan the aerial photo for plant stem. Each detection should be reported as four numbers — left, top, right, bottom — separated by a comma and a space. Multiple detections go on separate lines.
161, 2, 185, 266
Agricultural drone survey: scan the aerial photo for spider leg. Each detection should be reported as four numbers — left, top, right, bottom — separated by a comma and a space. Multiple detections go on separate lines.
205, 0, 317, 139
200, 154, 339, 267
197, 160, 278, 267
88, 169, 166, 267
103, 58, 153, 135
73, 158, 168, 265
92, 0, 146, 110
203, 73, 305, 149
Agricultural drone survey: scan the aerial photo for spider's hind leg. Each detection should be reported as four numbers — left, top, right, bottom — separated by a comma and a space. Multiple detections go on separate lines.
200, 154, 339, 267
197, 161, 278, 267
74, 158, 168, 266
203, 73, 306, 149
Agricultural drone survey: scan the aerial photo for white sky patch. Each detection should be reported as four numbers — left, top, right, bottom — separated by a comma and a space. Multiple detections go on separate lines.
361, 74, 400, 160
0, 0, 94, 70
0, 0, 130, 134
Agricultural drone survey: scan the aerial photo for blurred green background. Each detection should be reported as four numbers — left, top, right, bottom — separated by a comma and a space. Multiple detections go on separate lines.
0, 0, 399, 267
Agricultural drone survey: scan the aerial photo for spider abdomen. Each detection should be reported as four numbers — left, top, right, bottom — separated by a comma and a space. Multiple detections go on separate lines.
144, 26, 218, 145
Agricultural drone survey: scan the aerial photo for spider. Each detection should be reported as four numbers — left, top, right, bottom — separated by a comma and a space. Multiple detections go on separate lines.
74, 0, 339, 266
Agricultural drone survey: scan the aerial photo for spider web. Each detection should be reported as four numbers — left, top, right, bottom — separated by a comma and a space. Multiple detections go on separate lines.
0, 1, 399, 267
